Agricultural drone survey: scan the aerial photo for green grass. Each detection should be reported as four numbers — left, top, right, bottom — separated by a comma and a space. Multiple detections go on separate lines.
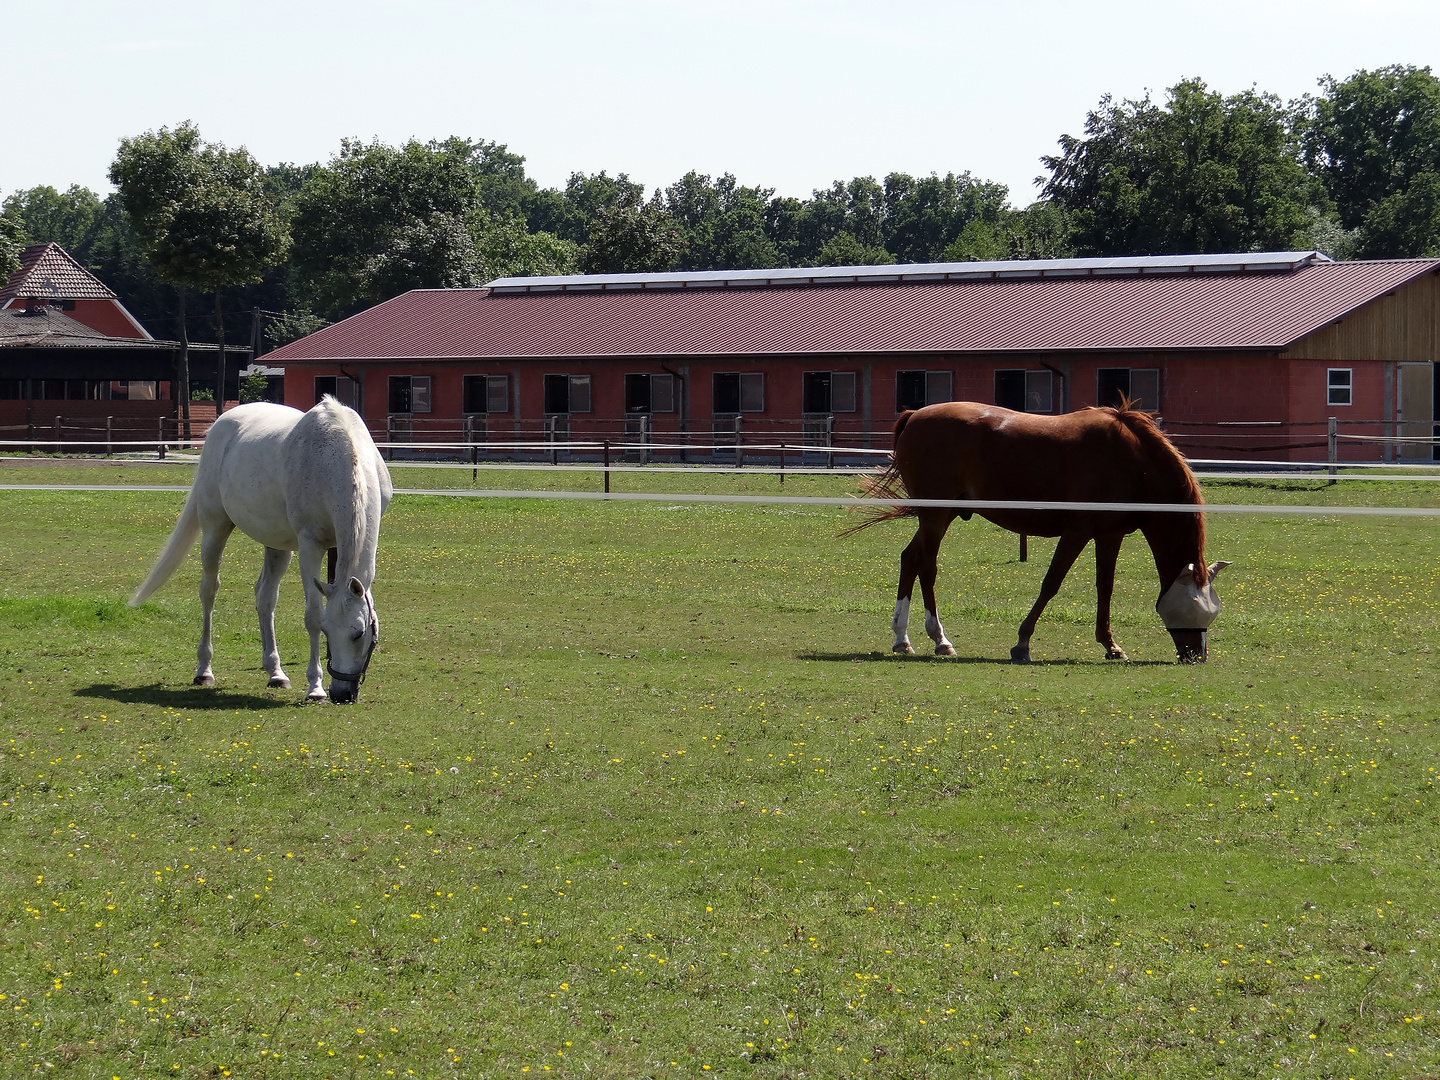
0, 465, 1436, 1078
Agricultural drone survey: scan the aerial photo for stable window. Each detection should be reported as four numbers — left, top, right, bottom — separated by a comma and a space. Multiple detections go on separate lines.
0, 379, 23, 400
544, 373, 591, 414
802, 371, 858, 413
995, 369, 1055, 413
314, 375, 359, 408
712, 372, 765, 414
624, 373, 675, 414
1097, 367, 1159, 411
387, 375, 432, 414
1327, 368, 1353, 406
463, 374, 509, 414
896, 370, 952, 412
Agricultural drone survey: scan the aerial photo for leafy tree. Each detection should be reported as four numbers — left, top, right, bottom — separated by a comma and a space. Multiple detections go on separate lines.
663, 172, 781, 271
942, 218, 1010, 261
239, 369, 271, 403
882, 171, 1010, 262
290, 137, 571, 316
0, 214, 24, 278
813, 230, 895, 266
110, 123, 290, 426
1041, 78, 1315, 255
1, 185, 103, 253
529, 171, 649, 246
1303, 65, 1440, 256
1004, 200, 1077, 259
264, 308, 327, 349
581, 194, 685, 273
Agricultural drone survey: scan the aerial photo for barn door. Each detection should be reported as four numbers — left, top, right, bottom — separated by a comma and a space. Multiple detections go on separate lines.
1397, 362, 1434, 461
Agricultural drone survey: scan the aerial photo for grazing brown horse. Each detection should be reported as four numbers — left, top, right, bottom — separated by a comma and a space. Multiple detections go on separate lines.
854, 402, 1229, 663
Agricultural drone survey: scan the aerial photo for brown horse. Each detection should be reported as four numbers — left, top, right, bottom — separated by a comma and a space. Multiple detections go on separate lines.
853, 402, 1229, 663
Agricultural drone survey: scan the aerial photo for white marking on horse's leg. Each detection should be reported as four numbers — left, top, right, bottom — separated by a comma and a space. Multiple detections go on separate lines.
298, 539, 328, 700
256, 547, 292, 689
925, 609, 955, 656
892, 596, 914, 654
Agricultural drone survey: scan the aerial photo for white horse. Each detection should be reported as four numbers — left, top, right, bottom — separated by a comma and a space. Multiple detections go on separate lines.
129, 396, 393, 703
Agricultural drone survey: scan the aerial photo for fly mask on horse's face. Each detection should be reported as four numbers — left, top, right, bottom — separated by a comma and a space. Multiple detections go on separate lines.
1156, 561, 1231, 662
315, 575, 379, 704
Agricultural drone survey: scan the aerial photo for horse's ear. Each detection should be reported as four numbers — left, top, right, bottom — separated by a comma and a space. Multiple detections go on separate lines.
313, 577, 332, 597
1208, 560, 1232, 583
348, 576, 365, 598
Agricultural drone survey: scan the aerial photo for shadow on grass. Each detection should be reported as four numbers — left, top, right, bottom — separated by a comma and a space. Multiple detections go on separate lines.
75, 682, 294, 710
800, 650, 1174, 667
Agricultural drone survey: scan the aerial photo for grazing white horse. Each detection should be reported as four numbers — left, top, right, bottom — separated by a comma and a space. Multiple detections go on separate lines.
129, 396, 393, 703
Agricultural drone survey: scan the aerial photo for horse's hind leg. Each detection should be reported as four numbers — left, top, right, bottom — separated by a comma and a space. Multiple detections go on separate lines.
917, 512, 957, 656
1012, 532, 1088, 664
255, 546, 294, 688
1094, 533, 1127, 660
194, 520, 235, 686
892, 530, 923, 653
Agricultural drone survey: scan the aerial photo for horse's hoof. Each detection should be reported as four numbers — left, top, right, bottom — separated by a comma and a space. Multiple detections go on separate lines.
305, 689, 328, 702
193, 674, 215, 687
892, 642, 915, 655
1010, 645, 1032, 665
268, 676, 292, 689
935, 643, 956, 657
1105, 647, 1128, 661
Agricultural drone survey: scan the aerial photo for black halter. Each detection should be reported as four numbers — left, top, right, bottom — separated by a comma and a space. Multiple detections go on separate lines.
326, 589, 378, 684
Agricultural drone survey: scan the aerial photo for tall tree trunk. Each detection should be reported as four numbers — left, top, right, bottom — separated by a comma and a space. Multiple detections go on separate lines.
178, 288, 191, 442
214, 288, 226, 418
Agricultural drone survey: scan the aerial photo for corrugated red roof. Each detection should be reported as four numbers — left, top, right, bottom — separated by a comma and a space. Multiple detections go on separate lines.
265, 258, 1440, 363
0, 242, 120, 305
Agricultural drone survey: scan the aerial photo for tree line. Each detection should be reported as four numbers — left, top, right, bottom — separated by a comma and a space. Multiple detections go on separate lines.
3, 65, 1438, 361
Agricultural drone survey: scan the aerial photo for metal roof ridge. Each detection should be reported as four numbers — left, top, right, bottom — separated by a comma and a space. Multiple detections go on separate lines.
485, 251, 1332, 293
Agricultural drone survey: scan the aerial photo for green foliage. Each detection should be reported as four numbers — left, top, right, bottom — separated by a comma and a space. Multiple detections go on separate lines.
109, 124, 291, 294
1042, 78, 1317, 256
1304, 65, 1440, 256
663, 171, 783, 271
289, 137, 570, 318
580, 193, 685, 273
263, 308, 327, 348
881, 170, 1011, 262
0, 213, 24, 278
238, 370, 271, 404
189, 387, 213, 401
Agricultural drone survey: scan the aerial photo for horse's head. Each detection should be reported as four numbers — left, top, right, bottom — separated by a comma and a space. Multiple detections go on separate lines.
1156, 560, 1231, 662
315, 575, 379, 704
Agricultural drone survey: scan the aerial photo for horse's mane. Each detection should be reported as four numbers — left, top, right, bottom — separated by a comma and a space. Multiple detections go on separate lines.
1102, 402, 1206, 562
315, 395, 372, 576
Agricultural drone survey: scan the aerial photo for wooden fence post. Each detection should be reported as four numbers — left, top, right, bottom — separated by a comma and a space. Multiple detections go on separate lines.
106, 415, 113, 457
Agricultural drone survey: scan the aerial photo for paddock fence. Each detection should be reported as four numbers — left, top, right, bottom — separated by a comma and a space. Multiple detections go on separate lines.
3, 413, 1440, 472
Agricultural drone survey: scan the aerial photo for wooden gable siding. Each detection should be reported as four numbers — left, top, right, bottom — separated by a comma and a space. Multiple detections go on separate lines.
1281, 269, 1440, 363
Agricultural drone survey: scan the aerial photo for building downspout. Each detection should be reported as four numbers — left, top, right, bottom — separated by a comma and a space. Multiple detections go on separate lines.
1383, 360, 1395, 464
339, 363, 363, 414
1036, 358, 1069, 413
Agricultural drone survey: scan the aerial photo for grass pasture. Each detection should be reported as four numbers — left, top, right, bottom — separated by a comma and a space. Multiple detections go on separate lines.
0, 461, 1437, 1079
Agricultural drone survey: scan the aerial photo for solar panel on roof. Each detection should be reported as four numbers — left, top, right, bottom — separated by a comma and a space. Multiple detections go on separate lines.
485, 251, 1332, 293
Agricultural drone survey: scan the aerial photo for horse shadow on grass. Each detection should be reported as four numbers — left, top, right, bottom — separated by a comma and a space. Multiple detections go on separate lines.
800, 650, 1173, 667
75, 682, 294, 710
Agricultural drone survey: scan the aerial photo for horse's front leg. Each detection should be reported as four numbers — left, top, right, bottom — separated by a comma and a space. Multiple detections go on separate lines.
892, 531, 923, 653
1012, 532, 1088, 664
918, 512, 956, 656
297, 539, 329, 701
255, 546, 294, 688
1094, 533, 1127, 660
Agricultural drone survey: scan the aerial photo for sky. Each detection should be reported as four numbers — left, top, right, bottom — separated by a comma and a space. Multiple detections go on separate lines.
7, 0, 1439, 208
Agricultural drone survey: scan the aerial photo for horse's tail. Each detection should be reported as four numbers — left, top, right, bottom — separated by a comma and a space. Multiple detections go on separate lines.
129, 492, 201, 607
842, 411, 917, 536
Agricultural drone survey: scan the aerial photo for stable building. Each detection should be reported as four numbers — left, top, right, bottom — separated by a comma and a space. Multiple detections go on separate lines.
265, 251, 1440, 462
